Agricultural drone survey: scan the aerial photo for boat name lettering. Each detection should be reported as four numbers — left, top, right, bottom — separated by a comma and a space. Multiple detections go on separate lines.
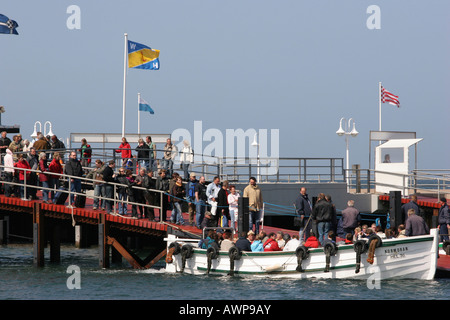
384, 246, 408, 254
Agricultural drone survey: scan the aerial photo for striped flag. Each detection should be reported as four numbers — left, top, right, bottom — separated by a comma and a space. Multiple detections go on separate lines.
139, 97, 154, 114
381, 86, 400, 108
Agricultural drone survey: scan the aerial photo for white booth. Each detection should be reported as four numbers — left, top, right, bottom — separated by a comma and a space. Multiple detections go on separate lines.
375, 138, 422, 196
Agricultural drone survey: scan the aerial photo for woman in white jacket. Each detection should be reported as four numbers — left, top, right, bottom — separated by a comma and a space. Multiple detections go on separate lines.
179, 140, 193, 181
4, 148, 15, 197
227, 185, 240, 232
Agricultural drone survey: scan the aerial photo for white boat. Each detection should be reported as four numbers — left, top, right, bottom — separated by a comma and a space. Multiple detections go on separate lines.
165, 228, 439, 280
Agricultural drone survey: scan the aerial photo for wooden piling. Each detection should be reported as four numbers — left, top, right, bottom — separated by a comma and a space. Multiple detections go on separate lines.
33, 202, 45, 267
98, 212, 110, 268
49, 223, 60, 263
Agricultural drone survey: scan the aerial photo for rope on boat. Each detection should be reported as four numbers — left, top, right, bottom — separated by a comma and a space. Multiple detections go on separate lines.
366, 235, 382, 264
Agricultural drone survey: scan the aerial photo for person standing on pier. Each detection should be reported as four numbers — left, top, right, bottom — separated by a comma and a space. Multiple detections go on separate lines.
0, 131, 12, 162
145, 136, 156, 173
438, 197, 450, 241
102, 160, 116, 214
162, 138, 177, 176
78, 138, 92, 169
116, 137, 132, 168
243, 177, 263, 234
156, 169, 170, 221
312, 193, 334, 246
186, 173, 198, 226
195, 176, 208, 229
295, 187, 313, 243
64, 151, 83, 207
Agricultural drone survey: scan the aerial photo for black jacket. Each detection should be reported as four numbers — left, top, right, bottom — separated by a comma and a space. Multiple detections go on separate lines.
64, 158, 83, 177
102, 165, 115, 183
312, 199, 334, 222
295, 194, 312, 217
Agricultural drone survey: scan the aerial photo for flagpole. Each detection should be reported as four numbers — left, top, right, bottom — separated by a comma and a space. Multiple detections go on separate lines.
122, 33, 128, 138
138, 92, 141, 135
378, 81, 382, 131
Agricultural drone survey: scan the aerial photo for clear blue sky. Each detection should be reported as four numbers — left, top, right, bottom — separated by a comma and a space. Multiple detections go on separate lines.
1, 1, 449, 169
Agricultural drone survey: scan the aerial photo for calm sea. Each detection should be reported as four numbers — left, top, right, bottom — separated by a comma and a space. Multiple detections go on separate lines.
1, 244, 450, 303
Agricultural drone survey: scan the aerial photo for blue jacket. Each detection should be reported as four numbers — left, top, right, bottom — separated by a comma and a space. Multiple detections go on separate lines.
251, 240, 263, 252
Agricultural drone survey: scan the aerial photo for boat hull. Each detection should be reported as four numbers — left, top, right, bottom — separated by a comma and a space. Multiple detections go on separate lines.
166, 229, 439, 280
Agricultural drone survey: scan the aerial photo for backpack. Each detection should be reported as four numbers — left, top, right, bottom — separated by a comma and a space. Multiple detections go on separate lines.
188, 180, 198, 199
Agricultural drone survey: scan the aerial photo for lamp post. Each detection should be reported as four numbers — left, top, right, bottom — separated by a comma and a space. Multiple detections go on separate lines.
336, 118, 358, 191
251, 133, 260, 183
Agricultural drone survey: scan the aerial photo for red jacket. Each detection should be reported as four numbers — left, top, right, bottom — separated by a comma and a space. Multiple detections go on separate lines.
263, 238, 281, 251
48, 159, 63, 179
116, 143, 131, 159
14, 160, 31, 181
39, 159, 50, 182
304, 236, 320, 248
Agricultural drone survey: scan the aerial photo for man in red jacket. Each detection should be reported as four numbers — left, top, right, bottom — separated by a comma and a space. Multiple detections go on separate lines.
304, 232, 320, 248
263, 232, 282, 251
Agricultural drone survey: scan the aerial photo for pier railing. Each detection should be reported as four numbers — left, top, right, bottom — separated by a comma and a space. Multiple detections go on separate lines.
14, 148, 345, 184
0, 164, 165, 218
346, 168, 450, 199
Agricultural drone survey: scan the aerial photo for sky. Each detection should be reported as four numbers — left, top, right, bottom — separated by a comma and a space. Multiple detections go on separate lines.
1, 0, 449, 170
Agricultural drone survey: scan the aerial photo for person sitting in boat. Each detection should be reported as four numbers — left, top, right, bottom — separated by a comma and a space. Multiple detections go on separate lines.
375, 225, 386, 239
219, 230, 235, 251
199, 230, 220, 250
344, 233, 353, 244
304, 232, 320, 248
235, 231, 252, 251
251, 235, 264, 252
405, 208, 429, 236
397, 224, 407, 238
323, 231, 336, 245
276, 231, 285, 249
247, 230, 255, 244
263, 232, 282, 251
283, 234, 300, 251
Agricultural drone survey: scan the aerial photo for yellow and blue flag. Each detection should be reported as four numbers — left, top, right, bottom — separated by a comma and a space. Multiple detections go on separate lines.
128, 40, 160, 70
0, 14, 19, 35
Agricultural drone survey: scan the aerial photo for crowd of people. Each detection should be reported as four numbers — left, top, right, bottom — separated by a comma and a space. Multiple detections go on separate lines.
199, 228, 301, 252
294, 188, 439, 248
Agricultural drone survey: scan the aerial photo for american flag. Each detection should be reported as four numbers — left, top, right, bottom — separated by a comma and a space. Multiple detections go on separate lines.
381, 86, 400, 108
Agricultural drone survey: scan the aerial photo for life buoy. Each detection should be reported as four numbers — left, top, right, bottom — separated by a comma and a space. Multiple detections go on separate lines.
323, 242, 337, 272
353, 240, 367, 274
228, 246, 242, 276
180, 244, 194, 272
206, 246, 218, 274
367, 235, 382, 248
165, 242, 180, 264
295, 245, 309, 272
443, 241, 450, 255
169, 241, 181, 255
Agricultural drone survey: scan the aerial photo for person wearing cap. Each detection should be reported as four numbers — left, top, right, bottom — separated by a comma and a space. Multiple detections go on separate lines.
185, 172, 198, 226
438, 197, 450, 241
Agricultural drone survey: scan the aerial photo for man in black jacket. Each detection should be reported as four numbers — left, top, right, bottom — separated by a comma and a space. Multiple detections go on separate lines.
102, 160, 116, 214
156, 169, 170, 222
295, 187, 313, 241
64, 151, 83, 207
312, 193, 334, 246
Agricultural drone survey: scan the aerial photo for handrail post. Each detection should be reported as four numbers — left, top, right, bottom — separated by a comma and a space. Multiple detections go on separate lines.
23, 167, 28, 201
113, 184, 117, 215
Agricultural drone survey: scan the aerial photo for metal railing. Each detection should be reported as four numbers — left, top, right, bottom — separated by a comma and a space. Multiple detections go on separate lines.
346, 168, 450, 199
14, 147, 345, 184
0, 164, 165, 219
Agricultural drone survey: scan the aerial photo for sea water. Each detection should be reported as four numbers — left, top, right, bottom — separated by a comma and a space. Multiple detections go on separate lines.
1, 244, 449, 301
